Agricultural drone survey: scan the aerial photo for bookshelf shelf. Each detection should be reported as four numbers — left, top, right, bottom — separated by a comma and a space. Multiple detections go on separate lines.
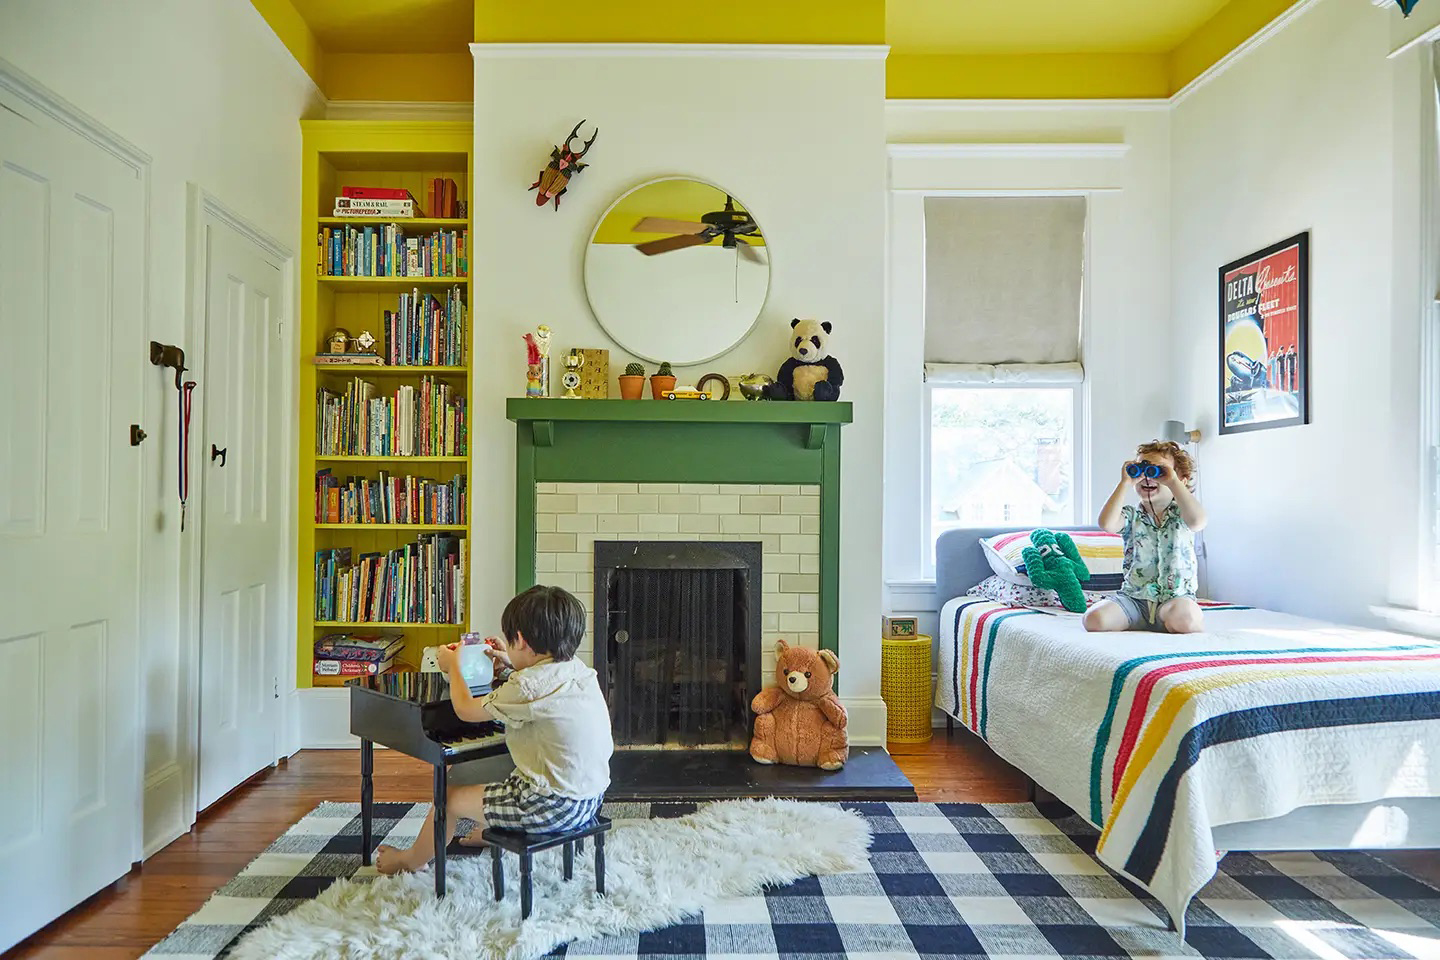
319, 217, 468, 228
300, 119, 473, 690
315, 523, 468, 531
314, 621, 463, 629
313, 364, 469, 375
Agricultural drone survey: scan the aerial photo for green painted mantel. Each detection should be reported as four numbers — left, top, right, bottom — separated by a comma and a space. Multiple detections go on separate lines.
507, 398, 852, 657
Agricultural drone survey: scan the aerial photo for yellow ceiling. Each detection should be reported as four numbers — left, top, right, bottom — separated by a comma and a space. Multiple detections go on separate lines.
253, 0, 1302, 101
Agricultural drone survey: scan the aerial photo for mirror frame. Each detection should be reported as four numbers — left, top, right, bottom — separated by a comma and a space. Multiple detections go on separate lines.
582, 175, 772, 366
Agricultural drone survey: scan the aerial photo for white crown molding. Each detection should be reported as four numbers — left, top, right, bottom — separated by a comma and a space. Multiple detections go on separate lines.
886, 98, 1170, 113
1170, 0, 1323, 106
887, 142, 1130, 160
0, 56, 151, 173
325, 99, 473, 121
469, 42, 889, 60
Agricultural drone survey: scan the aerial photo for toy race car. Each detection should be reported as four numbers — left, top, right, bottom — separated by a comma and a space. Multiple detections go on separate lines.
665, 388, 710, 400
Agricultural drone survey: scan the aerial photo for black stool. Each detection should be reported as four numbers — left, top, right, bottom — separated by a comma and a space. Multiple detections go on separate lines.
483, 816, 611, 919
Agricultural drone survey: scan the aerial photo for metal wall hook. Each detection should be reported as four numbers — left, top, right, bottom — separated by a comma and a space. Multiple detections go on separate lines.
211, 444, 227, 467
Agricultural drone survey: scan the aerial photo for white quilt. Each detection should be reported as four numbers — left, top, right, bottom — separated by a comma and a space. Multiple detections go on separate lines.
936, 597, 1440, 927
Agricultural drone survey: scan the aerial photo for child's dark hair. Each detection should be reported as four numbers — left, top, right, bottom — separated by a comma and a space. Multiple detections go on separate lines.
501, 585, 585, 661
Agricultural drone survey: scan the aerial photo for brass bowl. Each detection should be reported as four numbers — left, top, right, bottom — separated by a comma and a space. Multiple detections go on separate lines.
738, 373, 773, 400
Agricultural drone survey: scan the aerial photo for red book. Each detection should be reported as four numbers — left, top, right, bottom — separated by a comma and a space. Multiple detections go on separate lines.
343, 186, 412, 201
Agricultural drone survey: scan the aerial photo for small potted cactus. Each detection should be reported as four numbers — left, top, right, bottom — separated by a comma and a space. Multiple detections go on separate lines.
619, 361, 646, 400
650, 361, 677, 399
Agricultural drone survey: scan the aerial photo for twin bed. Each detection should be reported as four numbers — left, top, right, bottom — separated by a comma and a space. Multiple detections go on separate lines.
933, 527, 1440, 936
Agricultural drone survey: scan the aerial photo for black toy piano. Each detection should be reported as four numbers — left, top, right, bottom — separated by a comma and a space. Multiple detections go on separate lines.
349, 672, 509, 897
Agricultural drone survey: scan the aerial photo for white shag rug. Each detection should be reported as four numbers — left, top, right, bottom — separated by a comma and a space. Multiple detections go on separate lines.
228, 799, 872, 960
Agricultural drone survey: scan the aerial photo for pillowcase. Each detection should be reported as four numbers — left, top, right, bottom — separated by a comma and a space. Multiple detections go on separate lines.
967, 574, 1107, 610
979, 529, 1125, 592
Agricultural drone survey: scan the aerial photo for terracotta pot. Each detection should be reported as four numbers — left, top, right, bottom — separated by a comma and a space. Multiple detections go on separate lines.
649, 375, 677, 399
618, 375, 645, 400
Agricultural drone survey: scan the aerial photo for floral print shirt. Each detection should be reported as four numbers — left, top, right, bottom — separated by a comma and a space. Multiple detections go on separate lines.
1120, 502, 1198, 601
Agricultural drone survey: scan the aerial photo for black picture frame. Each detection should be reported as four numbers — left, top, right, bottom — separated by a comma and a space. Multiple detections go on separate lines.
1218, 231, 1310, 435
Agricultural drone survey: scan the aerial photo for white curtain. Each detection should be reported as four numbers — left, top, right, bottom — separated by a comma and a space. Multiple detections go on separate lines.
923, 196, 1086, 367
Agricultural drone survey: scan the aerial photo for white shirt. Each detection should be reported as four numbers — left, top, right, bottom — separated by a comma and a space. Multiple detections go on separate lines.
480, 658, 613, 799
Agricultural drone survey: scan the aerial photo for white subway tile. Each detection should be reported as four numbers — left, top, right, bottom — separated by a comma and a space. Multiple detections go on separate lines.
797, 633, 820, 649
760, 514, 800, 535
782, 574, 818, 594
800, 554, 820, 575
800, 485, 820, 496
700, 495, 740, 514
782, 534, 819, 555
678, 483, 719, 495
557, 483, 596, 495
557, 513, 598, 533
535, 513, 557, 533
761, 484, 796, 496
536, 553, 558, 573
767, 592, 799, 613
576, 494, 618, 514
640, 514, 679, 533
547, 572, 579, 592
720, 514, 760, 535
679, 514, 720, 534
536, 493, 577, 514
638, 483, 679, 494
766, 552, 799, 574
659, 494, 700, 514
760, 534, 784, 555
669, 533, 701, 542
779, 612, 817, 633
557, 553, 590, 573
763, 612, 779, 632
597, 482, 639, 494
781, 495, 820, 516
618, 494, 659, 514
799, 593, 819, 613
597, 514, 639, 533
740, 495, 781, 515
763, 573, 780, 595
537, 533, 576, 553
726, 484, 761, 495
536, 482, 557, 494
801, 515, 820, 535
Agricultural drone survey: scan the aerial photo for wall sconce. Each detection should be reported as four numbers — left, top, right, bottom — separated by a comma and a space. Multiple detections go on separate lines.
1163, 420, 1201, 445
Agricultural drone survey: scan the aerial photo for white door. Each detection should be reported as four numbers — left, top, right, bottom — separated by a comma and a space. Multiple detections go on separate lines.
0, 96, 145, 950
196, 224, 285, 810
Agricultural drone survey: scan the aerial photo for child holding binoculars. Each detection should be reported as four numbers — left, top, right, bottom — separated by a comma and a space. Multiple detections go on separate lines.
1085, 440, 1207, 634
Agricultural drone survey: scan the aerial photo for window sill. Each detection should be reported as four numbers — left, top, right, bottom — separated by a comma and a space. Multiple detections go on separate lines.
1369, 605, 1440, 639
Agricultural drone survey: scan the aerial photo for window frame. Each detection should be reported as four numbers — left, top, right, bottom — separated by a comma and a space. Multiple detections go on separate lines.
920, 378, 1088, 580
1420, 44, 1440, 611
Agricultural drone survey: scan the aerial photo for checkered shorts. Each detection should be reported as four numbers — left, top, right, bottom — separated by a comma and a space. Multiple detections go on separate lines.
483, 772, 602, 833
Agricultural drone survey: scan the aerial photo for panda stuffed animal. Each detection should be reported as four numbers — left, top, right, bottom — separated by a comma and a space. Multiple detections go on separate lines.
763, 318, 844, 401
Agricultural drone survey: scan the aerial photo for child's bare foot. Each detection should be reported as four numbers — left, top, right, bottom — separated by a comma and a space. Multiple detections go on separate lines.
375, 845, 426, 875
457, 829, 487, 848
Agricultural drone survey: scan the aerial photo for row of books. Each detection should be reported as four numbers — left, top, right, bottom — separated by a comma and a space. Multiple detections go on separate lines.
315, 469, 467, 525
316, 377, 467, 457
385, 287, 465, 367
314, 535, 466, 625
354, 670, 450, 702
313, 632, 407, 686
331, 182, 465, 220
318, 224, 467, 278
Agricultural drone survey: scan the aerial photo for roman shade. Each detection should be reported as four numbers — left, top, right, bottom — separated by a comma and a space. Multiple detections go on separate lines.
923, 196, 1085, 369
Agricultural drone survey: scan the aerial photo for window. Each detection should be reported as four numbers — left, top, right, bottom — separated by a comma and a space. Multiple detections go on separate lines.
926, 385, 1080, 567
920, 196, 1087, 578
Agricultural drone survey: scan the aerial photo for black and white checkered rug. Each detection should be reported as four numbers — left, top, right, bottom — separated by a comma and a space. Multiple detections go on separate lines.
144, 800, 1440, 960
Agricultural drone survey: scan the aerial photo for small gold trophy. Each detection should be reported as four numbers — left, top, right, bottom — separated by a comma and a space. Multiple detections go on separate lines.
561, 349, 586, 399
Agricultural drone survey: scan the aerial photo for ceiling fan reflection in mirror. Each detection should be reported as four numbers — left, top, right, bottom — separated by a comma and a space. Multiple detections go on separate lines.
632, 196, 766, 264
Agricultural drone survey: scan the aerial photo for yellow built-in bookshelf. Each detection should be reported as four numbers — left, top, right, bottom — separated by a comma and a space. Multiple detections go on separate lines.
298, 120, 473, 689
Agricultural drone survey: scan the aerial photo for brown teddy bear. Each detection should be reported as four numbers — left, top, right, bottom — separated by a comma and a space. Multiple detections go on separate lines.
749, 639, 848, 770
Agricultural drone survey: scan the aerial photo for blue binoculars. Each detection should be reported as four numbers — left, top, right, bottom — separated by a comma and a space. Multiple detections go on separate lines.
1126, 462, 1164, 480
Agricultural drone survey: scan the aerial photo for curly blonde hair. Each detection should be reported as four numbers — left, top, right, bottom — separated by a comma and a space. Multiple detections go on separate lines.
1135, 440, 1195, 486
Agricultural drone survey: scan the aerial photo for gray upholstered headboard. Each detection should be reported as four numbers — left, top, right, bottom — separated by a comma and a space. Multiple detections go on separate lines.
934, 526, 1102, 609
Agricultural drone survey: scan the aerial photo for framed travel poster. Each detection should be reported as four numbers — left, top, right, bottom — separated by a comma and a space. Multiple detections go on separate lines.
1218, 231, 1310, 434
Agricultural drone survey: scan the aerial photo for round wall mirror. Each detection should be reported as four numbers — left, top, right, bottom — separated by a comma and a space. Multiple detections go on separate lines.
583, 177, 770, 366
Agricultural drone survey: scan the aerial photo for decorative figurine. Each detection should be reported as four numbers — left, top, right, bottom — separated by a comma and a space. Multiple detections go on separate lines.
738, 372, 774, 400
327, 328, 351, 354
353, 330, 377, 355
561, 349, 586, 399
523, 325, 552, 398
529, 120, 598, 211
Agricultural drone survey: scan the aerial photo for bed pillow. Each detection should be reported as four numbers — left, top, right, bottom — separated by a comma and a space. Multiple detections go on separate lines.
980, 529, 1125, 592
967, 574, 1107, 610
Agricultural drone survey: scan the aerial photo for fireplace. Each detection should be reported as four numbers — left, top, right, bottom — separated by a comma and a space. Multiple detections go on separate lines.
594, 541, 763, 750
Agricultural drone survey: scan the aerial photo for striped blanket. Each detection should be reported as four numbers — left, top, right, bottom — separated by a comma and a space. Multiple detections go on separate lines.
937, 597, 1440, 927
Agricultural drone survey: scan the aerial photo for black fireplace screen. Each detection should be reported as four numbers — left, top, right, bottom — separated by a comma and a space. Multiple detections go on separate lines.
594, 542, 762, 748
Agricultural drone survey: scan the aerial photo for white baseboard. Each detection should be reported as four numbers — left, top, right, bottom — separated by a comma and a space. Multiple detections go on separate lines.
142, 762, 191, 858
842, 696, 889, 746
299, 687, 360, 748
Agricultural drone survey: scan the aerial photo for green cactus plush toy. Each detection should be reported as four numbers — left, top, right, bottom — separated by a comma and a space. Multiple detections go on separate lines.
1020, 529, 1091, 613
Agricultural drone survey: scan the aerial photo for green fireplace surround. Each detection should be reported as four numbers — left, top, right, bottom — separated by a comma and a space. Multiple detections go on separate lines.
507, 398, 853, 660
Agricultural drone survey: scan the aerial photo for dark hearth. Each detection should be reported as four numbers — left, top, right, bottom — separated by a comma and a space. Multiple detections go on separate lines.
606, 746, 917, 802
594, 541, 762, 749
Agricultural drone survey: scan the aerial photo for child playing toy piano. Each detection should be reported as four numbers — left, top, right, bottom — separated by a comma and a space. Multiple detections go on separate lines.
376, 585, 613, 874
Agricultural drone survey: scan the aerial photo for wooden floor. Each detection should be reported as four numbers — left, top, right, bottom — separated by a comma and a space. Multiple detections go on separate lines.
7, 730, 1434, 958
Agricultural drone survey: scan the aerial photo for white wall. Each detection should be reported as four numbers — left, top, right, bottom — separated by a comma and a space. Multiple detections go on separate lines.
1170, 0, 1432, 623
0, 0, 321, 854
471, 46, 891, 741
883, 103, 1175, 635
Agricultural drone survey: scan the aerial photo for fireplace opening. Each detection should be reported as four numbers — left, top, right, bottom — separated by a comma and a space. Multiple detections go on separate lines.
594, 541, 762, 750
